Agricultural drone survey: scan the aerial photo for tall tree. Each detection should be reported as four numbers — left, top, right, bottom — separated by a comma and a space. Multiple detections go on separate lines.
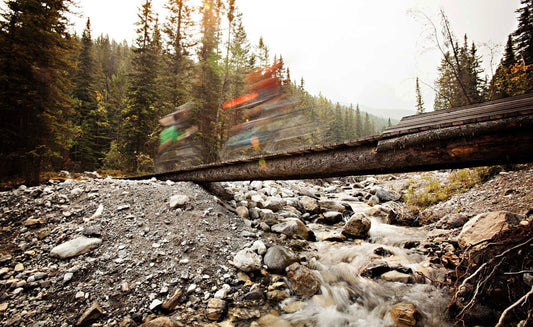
257, 36, 269, 67
122, 0, 160, 172
193, 0, 223, 163
514, 0, 533, 65
162, 0, 194, 111
434, 34, 486, 110
0, 0, 76, 184
354, 104, 362, 138
415, 77, 425, 114
71, 18, 102, 170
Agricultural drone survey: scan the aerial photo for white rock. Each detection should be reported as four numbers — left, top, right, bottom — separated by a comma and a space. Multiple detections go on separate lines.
170, 195, 190, 208
63, 272, 74, 283
187, 284, 197, 293
50, 237, 102, 259
90, 204, 104, 220
214, 284, 231, 299
70, 188, 83, 197
149, 299, 162, 311
233, 248, 262, 272
251, 240, 267, 255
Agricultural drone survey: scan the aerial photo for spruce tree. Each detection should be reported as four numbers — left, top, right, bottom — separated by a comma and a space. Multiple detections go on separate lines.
415, 77, 425, 114
0, 0, 76, 184
193, 0, 223, 163
354, 104, 362, 138
71, 18, 101, 170
514, 0, 533, 65
122, 0, 160, 172
162, 0, 194, 111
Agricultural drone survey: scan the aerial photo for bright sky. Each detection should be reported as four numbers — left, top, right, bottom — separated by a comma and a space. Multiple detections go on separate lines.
71, 0, 521, 119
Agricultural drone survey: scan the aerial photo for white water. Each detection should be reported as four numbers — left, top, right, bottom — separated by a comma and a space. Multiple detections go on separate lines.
277, 199, 451, 327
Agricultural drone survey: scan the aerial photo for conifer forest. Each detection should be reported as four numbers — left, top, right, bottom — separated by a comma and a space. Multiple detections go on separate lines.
1, 0, 532, 185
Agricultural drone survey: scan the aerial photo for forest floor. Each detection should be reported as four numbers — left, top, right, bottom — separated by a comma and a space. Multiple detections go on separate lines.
0, 167, 531, 326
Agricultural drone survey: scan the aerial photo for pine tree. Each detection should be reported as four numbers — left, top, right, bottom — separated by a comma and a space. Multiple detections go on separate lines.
514, 0, 533, 65
415, 77, 425, 114
122, 0, 160, 172
0, 0, 76, 184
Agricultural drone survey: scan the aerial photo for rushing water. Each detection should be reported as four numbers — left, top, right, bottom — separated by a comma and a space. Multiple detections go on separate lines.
274, 199, 451, 327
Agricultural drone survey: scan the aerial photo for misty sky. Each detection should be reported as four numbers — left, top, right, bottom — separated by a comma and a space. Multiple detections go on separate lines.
71, 0, 521, 119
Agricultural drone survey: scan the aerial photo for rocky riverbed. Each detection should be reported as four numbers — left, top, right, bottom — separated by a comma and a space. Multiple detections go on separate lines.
0, 168, 531, 326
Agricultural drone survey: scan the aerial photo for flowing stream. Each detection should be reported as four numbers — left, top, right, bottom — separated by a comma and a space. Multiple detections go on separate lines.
272, 197, 451, 327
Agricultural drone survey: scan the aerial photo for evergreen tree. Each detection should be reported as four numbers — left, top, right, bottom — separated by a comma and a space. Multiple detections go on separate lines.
415, 77, 425, 114
0, 0, 76, 184
257, 36, 269, 67
162, 0, 194, 111
71, 18, 102, 170
363, 112, 371, 136
193, 0, 223, 163
354, 104, 362, 138
122, 0, 160, 172
434, 35, 486, 110
514, 0, 533, 65
490, 3, 533, 99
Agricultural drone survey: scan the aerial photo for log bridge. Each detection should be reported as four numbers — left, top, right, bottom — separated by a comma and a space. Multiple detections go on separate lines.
130, 93, 533, 182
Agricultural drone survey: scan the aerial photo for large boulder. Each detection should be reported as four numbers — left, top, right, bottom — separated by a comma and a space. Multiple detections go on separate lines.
263, 246, 297, 273
233, 249, 262, 272
342, 213, 371, 239
458, 211, 523, 249
286, 263, 321, 298
271, 218, 310, 240
50, 237, 102, 259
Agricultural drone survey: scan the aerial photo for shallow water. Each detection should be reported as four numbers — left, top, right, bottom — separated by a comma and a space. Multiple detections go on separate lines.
278, 199, 451, 327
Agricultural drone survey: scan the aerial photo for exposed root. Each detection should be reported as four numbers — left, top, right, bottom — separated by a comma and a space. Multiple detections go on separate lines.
448, 225, 533, 326
495, 285, 533, 327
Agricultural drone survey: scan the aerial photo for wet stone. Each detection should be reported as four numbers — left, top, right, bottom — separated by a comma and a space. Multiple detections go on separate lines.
286, 263, 321, 298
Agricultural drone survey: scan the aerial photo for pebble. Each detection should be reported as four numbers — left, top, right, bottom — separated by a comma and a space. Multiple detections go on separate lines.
63, 272, 74, 283
149, 299, 162, 311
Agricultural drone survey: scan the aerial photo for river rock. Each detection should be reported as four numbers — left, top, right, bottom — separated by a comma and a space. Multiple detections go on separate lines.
261, 198, 285, 212
233, 248, 262, 272
375, 188, 401, 202
236, 206, 249, 218
206, 298, 227, 321
76, 301, 103, 326
458, 211, 523, 249
381, 270, 412, 283
367, 195, 380, 206
169, 194, 189, 208
259, 209, 280, 226
342, 213, 371, 239
390, 302, 419, 327
321, 211, 343, 224
263, 246, 297, 273
300, 196, 319, 213
271, 218, 310, 240
286, 263, 321, 298
50, 237, 102, 259
436, 213, 469, 229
